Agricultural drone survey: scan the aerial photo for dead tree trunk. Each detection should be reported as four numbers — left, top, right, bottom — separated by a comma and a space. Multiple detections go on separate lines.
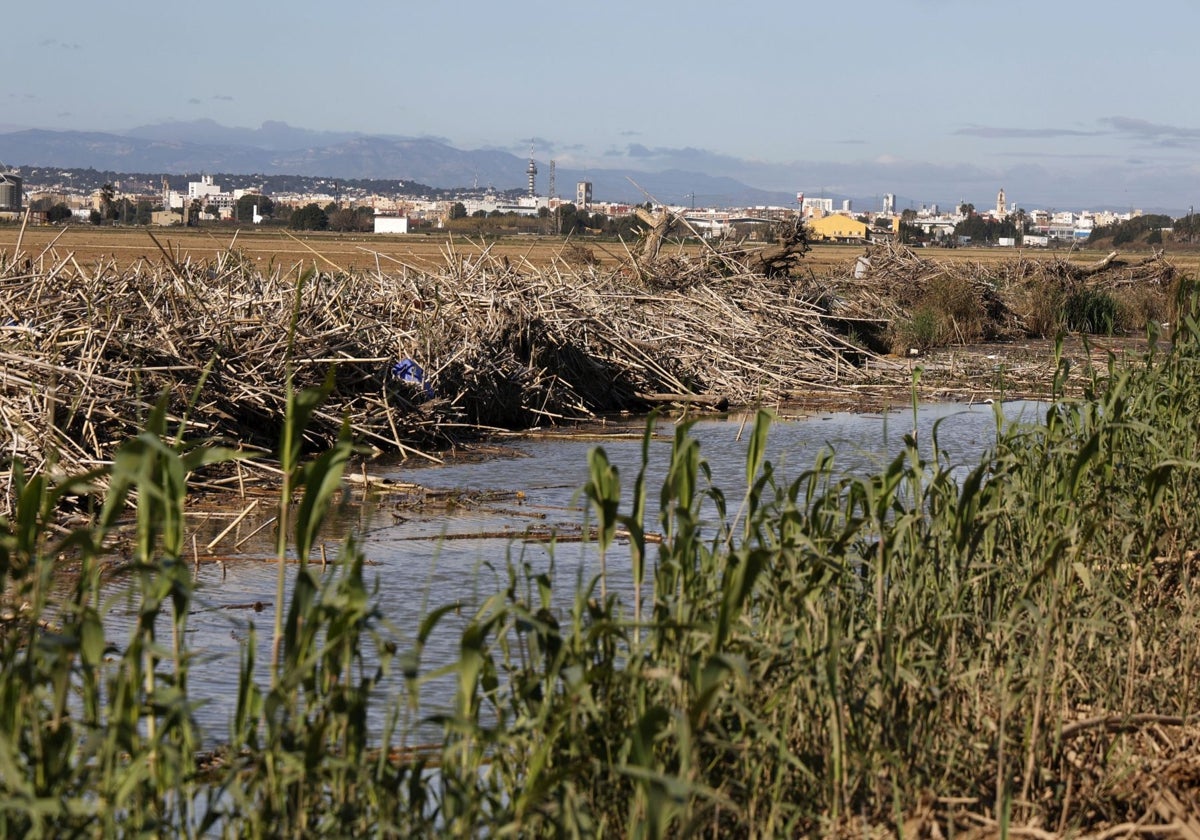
634, 207, 674, 262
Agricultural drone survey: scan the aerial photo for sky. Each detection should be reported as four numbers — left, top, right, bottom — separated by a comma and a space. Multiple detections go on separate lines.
6, 0, 1200, 212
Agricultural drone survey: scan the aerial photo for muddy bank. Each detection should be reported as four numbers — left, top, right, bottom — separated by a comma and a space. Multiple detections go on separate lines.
814, 333, 1156, 410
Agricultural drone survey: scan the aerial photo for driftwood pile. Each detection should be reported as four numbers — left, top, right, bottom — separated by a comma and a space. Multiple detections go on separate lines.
0, 236, 873, 502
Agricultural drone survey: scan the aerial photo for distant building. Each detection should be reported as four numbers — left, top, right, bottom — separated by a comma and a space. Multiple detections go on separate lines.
996, 187, 1006, 217
461, 195, 546, 217
162, 174, 234, 211
188, 174, 222, 200
576, 181, 592, 208
373, 215, 409, 234
802, 197, 833, 218
808, 214, 869, 242
0, 170, 23, 212
683, 209, 733, 237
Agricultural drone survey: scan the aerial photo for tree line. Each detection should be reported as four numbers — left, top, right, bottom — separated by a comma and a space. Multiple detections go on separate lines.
440, 202, 652, 239
1087, 213, 1173, 246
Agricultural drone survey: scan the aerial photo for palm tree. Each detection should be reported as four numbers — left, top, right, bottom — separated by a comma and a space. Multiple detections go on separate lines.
99, 183, 116, 221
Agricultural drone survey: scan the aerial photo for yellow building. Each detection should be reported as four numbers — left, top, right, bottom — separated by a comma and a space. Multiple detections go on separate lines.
807, 214, 869, 242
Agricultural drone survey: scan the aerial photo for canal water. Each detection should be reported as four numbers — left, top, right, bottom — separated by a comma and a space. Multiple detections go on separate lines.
103, 400, 1045, 745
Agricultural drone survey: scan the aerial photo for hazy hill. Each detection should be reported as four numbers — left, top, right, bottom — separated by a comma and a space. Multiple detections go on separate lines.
0, 124, 807, 207
0, 130, 275, 175
124, 119, 361, 151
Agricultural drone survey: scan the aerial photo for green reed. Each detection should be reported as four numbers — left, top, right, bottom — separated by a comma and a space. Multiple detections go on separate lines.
0, 295, 1199, 835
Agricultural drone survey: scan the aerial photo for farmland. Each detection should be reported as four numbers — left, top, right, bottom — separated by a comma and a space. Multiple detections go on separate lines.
0, 225, 685, 273
4, 222, 1188, 276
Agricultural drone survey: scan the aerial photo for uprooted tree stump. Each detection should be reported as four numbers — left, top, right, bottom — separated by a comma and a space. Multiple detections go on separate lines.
633, 206, 677, 262
745, 217, 812, 277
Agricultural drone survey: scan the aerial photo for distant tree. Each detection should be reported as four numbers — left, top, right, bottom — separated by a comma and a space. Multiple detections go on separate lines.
112, 197, 139, 224
46, 204, 72, 224
953, 214, 1016, 244
1174, 211, 1200, 242
958, 202, 975, 217
607, 213, 643, 240
449, 202, 467, 220
99, 183, 116, 221
186, 199, 203, 227
235, 194, 274, 221
557, 203, 584, 235
333, 204, 374, 229
88, 209, 102, 226
290, 203, 329, 231
1090, 214, 1172, 246
471, 209, 487, 219
134, 200, 152, 225
327, 207, 368, 232
1013, 208, 1029, 236
537, 206, 550, 219
898, 222, 926, 245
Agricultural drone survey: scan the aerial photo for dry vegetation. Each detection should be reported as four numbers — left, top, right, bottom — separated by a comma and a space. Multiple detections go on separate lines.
0, 236, 876, 495
0, 225, 663, 273
7, 222, 1194, 274
2, 219, 1200, 836
819, 241, 1179, 349
0, 221, 1185, 505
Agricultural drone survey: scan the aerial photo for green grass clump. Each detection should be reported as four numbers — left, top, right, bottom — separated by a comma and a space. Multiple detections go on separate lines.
1064, 287, 1119, 334
1, 301, 1200, 835
890, 272, 989, 353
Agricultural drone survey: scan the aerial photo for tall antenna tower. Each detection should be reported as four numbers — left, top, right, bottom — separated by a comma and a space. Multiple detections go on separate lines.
548, 159, 556, 202
526, 145, 537, 198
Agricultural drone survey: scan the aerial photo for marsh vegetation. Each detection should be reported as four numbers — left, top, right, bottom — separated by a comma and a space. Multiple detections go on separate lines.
0, 228, 1197, 836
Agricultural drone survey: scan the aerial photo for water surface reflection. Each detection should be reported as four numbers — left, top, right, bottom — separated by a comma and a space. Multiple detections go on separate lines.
107, 401, 1044, 743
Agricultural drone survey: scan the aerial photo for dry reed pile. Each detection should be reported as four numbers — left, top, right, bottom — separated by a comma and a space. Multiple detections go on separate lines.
816, 240, 1178, 350
0, 236, 872, 500
0, 233, 1182, 510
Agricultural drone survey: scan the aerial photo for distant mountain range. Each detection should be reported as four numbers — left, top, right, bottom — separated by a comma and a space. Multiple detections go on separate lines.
0, 120, 813, 208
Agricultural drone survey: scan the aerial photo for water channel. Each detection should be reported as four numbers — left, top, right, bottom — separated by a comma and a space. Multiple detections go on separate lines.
103, 400, 1045, 745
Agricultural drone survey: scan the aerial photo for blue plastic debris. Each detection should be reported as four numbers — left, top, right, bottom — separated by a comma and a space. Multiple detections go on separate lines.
391, 358, 434, 398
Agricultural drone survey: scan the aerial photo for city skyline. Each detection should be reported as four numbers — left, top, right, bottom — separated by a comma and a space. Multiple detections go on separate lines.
5, 1, 1200, 212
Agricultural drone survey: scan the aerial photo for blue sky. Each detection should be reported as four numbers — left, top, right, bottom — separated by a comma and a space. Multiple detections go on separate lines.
6, 0, 1200, 211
